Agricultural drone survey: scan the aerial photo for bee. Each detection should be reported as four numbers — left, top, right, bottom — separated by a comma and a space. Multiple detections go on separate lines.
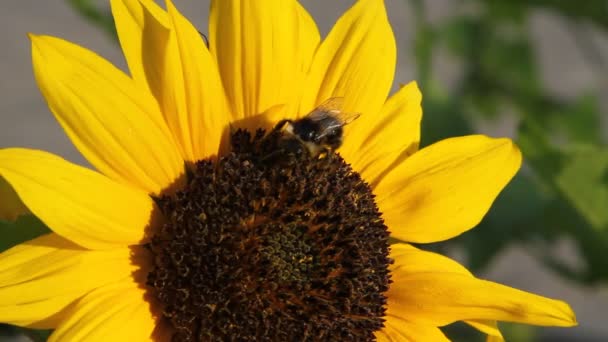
271, 98, 360, 157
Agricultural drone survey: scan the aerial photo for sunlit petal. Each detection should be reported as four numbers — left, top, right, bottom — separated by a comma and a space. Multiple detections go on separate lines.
50, 281, 157, 341
300, 0, 396, 125
0, 234, 139, 328
210, 0, 320, 119
31, 34, 184, 194
376, 135, 521, 243
0, 148, 158, 249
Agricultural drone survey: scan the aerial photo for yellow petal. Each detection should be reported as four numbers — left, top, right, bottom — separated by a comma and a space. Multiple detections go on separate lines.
209, 0, 320, 119
115, 0, 231, 163
375, 135, 522, 243
0, 176, 28, 221
299, 0, 396, 121
0, 148, 159, 249
230, 103, 289, 133
376, 315, 449, 342
31, 34, 184, 195
389, 272, 576, 327
49, 281, 157, 342
110, 0, 169, 94
486, 335, 505, 342
466, 320, 504, 341
155, 0, 231, 162
342, 82, 422, 187
389, 243, 471, 275
386, 245, 577, 327
0, 234, 138, 328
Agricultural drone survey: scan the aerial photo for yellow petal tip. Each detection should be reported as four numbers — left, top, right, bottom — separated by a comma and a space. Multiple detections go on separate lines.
560, 302, 578, 327
28, 34, 49, 49
497, 136, 523, 171
29, 34, 55, 52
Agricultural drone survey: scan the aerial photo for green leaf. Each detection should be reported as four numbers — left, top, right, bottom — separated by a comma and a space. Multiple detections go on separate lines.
66, 0, 117, 41
516, 120, 565, 182
481, 33, 538, 96
0, 324, 52, 342
529, 198, 608, 284
0, 217, 53, 338
457, 172, 549, 272
24, 327, 53, 342
519, 121, 608, 232
420, 96, 473, 147
552, 95, 601, 144
485, 0, 528, 23
488, 0, 608, 29
518, 122, 608, 283
555, 144, 608, 231
0, 215, 51, 252
439, 16, 480, 57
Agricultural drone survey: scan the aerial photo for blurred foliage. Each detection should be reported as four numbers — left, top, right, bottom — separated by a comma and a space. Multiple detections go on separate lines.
2, 0, 607, 340
0, 217, 52, 341
0, 215, 50, 253
0, 323, 52, 342
408, 0, 608, 290
66, 0, 116, 39
442, 321, 538, 342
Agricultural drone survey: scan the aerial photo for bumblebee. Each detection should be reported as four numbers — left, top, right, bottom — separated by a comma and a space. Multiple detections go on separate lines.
272, 98, 360, 157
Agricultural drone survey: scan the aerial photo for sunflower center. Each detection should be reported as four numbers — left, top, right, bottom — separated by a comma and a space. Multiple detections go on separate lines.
148, 128, 391, 341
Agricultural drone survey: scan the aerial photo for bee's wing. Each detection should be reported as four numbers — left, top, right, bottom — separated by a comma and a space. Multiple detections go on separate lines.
311, 97, 344, 115
306, 97, 361, 125
331, 111, 361, 125
304, 98, 361, 141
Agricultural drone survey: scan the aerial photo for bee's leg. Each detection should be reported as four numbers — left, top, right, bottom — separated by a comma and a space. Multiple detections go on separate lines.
259, 119, 288, 153
260, 149, 282, 162
260, 137, 303, 164
260, 145, 290, 163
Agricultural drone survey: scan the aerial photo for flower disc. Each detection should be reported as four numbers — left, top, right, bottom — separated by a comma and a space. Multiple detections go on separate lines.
148, 129, 392, 341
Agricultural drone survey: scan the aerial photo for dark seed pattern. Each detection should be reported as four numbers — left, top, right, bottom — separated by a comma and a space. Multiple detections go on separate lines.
148, 129, 392, 341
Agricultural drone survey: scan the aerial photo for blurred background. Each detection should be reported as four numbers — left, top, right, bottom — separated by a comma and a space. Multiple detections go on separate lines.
1, 0, 607, 341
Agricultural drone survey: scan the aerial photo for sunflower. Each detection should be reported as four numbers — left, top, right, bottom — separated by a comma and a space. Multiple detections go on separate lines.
0, 0, 576, 340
